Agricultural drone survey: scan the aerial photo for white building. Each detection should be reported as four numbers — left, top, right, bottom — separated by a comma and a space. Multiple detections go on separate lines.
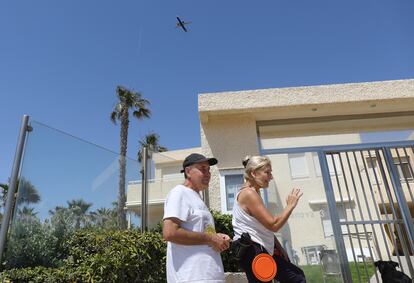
127, 78, 414, 267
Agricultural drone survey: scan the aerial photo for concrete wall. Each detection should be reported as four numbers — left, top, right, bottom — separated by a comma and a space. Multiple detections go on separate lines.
199, 79, 414, 265
200, 115, 259, 210
199, 79, 414, 211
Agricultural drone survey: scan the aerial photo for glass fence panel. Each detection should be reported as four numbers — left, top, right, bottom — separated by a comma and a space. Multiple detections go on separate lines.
127, 151, 186, 229
4, 121, 141, 269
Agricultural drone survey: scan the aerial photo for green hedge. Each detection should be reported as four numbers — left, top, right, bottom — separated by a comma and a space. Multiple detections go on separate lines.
66, 230, 167, 282
0, 210, 238, 282
0, 266, 71, 283
211, 210, 239, 272
1, 230, 167, 283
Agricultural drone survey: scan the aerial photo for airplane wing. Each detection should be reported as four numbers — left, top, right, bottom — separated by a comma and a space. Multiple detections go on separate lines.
176, 16, 189, 32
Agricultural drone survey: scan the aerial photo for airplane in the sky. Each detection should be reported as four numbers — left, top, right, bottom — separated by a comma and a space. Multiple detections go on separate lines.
176, 16, 191, 32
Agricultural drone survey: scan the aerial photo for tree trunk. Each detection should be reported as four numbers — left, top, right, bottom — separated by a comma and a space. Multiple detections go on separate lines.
117, 108, 129, 229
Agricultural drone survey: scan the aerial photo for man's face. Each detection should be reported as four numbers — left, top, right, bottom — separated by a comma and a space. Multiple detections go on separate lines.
186, 161, 211, 191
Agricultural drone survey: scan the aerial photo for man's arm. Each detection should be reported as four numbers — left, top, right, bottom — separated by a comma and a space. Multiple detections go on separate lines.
163, 218, 230, 252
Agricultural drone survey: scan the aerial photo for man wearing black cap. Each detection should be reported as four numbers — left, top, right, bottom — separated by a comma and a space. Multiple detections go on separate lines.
163, 153, 231, 283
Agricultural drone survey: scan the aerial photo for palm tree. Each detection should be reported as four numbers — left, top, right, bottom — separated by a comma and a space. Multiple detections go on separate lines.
111, 86, 151, 229
137, 132, 168, 163
16, 206, 38, 222
0, 179, 40, 223
92, 207, 117, 228
0, 179, 41, 207
0, 183, 8, 208
67, 199, 92, 229
0, 183, 8, 221
16, 178, 41, 205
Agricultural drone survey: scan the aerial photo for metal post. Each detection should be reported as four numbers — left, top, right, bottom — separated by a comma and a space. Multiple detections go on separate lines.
318, 151, 352, 283
0, 115, 31, 263
141, 146, 148, 232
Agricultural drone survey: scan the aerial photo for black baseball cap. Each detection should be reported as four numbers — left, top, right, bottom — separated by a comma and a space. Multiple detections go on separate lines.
180, 153, 218, 173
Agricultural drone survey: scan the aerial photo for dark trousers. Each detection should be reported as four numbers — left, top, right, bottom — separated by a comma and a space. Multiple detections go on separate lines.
238, 242, 306, 283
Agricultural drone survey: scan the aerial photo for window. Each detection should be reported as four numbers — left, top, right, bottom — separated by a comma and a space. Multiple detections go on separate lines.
312, 153, 342, 177
219, 170, 244, 212
288, 154, 309, 179
394, 157, 413, 181
320, 205, 347, 238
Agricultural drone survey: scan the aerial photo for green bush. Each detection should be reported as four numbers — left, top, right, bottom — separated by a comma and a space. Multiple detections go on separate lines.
66, 230, 166, 283
3, 218, 63, 269
1, 210, 237, 281
211, 210, 239, 272
0, 266, 73, 283
1, 229, 167, 283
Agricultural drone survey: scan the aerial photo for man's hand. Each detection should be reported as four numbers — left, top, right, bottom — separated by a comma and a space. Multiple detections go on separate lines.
208, 233, 231, 253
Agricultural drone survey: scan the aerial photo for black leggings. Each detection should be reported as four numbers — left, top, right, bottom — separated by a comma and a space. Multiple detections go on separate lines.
238, 242, 306, 283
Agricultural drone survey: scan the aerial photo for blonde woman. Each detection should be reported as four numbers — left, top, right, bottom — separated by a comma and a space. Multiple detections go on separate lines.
232, 155, 306, 283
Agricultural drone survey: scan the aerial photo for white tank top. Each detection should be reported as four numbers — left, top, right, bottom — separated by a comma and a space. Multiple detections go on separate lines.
232, 190, 275, 255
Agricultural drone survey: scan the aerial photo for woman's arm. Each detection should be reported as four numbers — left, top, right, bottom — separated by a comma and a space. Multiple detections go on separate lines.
240, 188, 302, 232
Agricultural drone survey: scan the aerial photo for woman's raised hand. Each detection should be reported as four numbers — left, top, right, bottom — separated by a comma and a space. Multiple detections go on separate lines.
286, 188, 303, 209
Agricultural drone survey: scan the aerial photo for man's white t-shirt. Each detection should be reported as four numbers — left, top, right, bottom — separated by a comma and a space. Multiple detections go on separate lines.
163, 185, 225, 283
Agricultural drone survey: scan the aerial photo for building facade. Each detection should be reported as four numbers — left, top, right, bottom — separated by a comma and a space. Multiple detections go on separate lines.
127, 79, 414, 272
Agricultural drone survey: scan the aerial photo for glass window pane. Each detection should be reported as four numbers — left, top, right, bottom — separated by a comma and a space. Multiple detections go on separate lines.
224, 174, 243, 210
288, 154, 309, 179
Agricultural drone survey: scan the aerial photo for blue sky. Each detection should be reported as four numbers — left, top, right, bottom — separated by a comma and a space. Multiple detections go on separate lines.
2, 0, 414, 187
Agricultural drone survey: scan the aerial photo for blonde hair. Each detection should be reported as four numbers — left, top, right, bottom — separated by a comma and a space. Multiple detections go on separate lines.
242, 155, 271, 182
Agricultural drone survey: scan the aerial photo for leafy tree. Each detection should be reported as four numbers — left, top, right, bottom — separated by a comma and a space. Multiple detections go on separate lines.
111, 86, 150, 229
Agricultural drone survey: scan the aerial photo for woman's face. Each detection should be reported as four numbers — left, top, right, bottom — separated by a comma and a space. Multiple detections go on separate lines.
253, 164, 273, 188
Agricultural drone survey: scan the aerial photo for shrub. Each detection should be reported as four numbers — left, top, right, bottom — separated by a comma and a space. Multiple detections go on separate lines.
65, 229, 167, 282
0, 266, 73, 283
3, 218, 62, 269
211, 210, 239, 272
1, 210, 237, 281
1, 229, 167, 283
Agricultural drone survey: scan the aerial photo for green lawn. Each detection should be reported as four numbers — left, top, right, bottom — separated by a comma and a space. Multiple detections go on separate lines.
301, 262, 376, 283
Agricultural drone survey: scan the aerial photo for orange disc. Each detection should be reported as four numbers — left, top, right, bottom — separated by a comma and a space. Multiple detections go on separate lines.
252, 253, 277, 282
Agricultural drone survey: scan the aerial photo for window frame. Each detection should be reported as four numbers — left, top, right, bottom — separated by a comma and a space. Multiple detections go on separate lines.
288, 153, 310, 179
219, 169, 244, 213
394, 157, 414, 182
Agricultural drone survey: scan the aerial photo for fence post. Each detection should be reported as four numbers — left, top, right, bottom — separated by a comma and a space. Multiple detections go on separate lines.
0, 115, 31, 264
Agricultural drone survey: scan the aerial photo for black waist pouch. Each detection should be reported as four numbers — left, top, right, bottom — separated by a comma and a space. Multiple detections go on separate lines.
231, 232, 253, 261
